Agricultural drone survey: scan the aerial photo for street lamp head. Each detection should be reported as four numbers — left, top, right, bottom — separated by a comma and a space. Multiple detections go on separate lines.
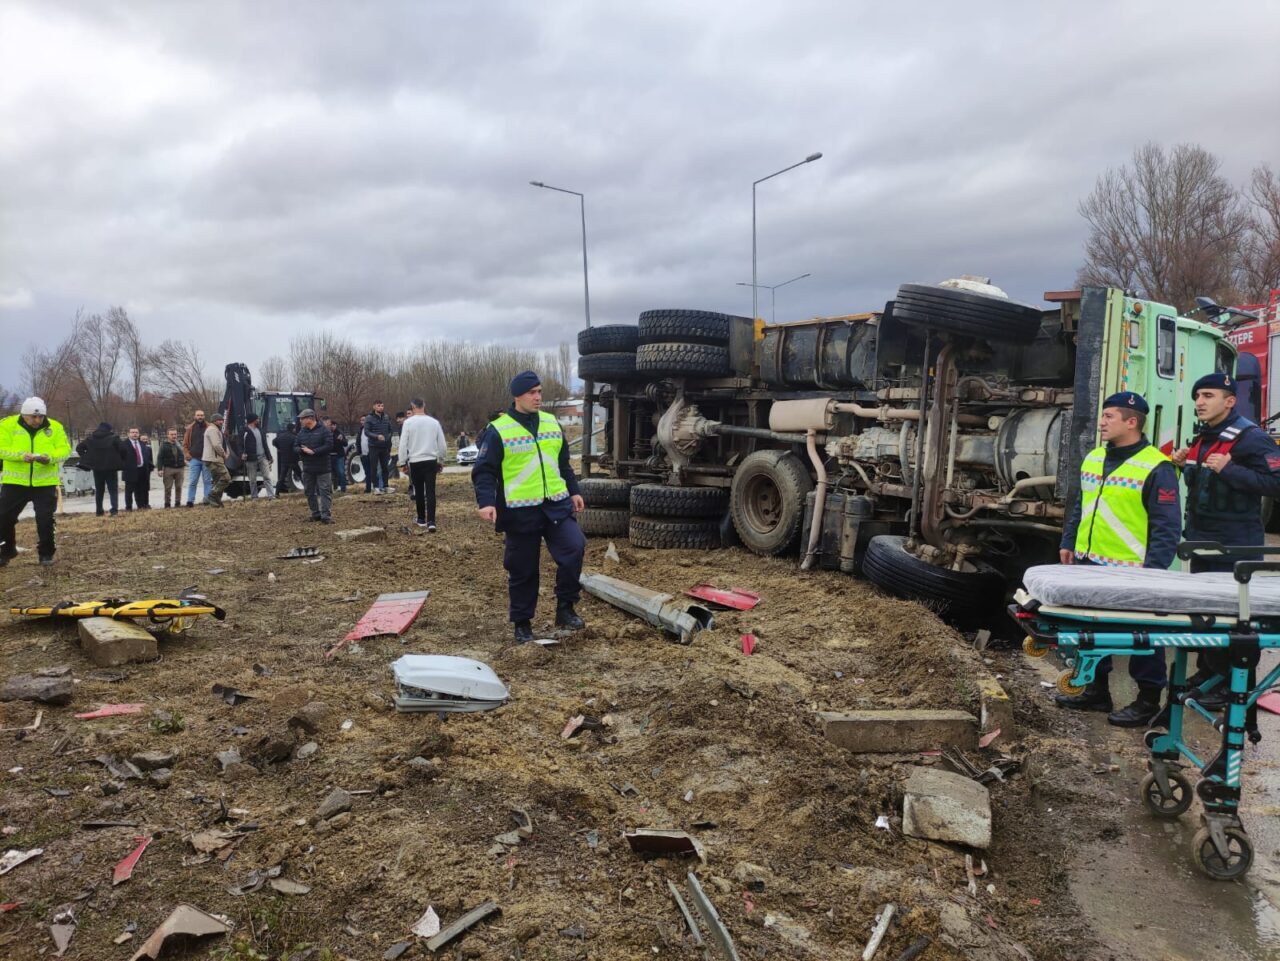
805, 152, 823, 163
529, 180, 545, 187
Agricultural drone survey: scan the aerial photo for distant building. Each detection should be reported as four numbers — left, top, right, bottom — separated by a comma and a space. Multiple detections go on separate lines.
548, 398, 606, 429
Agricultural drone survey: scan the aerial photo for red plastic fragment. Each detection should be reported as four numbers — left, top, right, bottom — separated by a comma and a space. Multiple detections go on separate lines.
978, 728, 1001, 748
740, 633, 757, 656
113, 836, 151, 885
1258, 692, 1280, 715
75, 704, 146, 720
328, 591, 429, 657
685, 585, 760, 611
0, 902, 22, 912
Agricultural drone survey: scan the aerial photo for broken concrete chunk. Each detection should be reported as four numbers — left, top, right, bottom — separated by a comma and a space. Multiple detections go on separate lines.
818, 709, 978, 753
287, 701, 330, 735
130, 750, 177, 771
1, 673, 73, 705
215, 749, 242, 772
334, 526, 387, 543
902, 767, 992, 849
295, 741, 318, 760
77, 618, 158, 668
317, 788, 353, 821
149, 769, 172, 789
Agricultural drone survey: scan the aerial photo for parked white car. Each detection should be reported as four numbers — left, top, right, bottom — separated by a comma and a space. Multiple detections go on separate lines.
456, 444, 479, 465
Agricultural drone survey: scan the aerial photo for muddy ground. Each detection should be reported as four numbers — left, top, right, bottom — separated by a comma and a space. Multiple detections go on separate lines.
1, 476, 1124, 960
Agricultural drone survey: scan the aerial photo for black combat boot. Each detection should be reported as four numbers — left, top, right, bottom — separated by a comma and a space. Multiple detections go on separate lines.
513, 620, 534, 644
1054, 682, 1112, 712
555, 602, 584, 631
1108, 686, 1163, 727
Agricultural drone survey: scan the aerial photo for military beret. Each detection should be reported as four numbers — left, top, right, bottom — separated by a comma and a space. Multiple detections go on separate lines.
1192, 371, 1236, 396
1102, 391, 1149, 415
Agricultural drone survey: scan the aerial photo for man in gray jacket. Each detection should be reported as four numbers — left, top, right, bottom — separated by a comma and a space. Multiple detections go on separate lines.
204, 412, 232, 507
398, 398, 448, 530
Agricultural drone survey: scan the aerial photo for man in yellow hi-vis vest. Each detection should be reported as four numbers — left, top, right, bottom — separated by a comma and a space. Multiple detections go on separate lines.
1055, 391, 1181, 727
0, 397, 71, 568
472, 370, 587, 644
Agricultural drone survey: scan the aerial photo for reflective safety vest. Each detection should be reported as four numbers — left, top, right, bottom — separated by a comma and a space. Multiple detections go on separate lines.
1074, 443, 1169, 567
0, 414, 71, 488
491, 411, 569, 508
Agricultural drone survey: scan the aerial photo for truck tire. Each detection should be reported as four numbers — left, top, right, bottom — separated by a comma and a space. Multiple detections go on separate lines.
578, 325, 639, 355
581, 477, 632, 508
578, 351, 638, 381
862, 535, 1006, 623
730, 449, 813, 556
636, 343, 730, 377
638, 309, 746, 346
346, 451, 365, 486
580, 507, 630, 537
629, 516, 720, 550
630, 483, 728, 518
894, 283, 1044, 345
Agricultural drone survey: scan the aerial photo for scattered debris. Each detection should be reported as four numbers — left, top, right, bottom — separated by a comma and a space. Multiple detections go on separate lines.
128, 904, 230, 961
211, 683, 255, 706
130, 750, 176, 771
819, 709, 979, 753
740, 633, 757, 656
269, 878, 311, 896
287, 701, 330, 734
560, 924, 587, 939
0, 709, 42, 732
874, 815, 891, 831
279, 547, 321, 559
44, 787, 70, 798
424, 900, 501, 953
902, 767, 992, 849
580, 572, 714, 644
76, 703, 146, 720
383, 941, 413, 960
1, 672, 73, 705
685, 872, 741, 961
604, 541, 621, 563
668, 879, 704, 948
317, 788, 353, 821
894, 936, 932, 961
329, 590, 429, 657
625, 829, 706, 862
50, 906, 76, 956
215, 749, 242, 773
296, 741, 319, 760
0, 848, 42, 874
95, 755, 144, 780
1258, 691, 1280, 715
77, 618, 158, 667
252, 662, 272, 676
226, 866, 281, 896
113, 836, 151, 885
512, 807, 533, 839
973, 628, 992, 651
334, 525, 388, 543
392, 655, 509, 713
978, 728, 1002, 749
410, 905, 441, 938
723, 679, 756, 700
83, 820, 140, 830
862, 903, 896, 961
685, 584, 761, 610
187, 830, 238, 855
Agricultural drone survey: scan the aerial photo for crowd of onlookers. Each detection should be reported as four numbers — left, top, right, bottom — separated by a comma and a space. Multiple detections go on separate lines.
74, 401, 457, 529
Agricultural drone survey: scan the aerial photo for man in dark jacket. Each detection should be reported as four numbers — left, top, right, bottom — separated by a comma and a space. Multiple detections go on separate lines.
472, 370, 586, 643
294, 409, 335, 523
326, 418, 348, 493
273, 423, 300, 495
183, 410, 211, 507
76, 422, 125, 516
241, 412, 275, 500
121, 427, 153, 511
158, 427, 185, 508
1172, 371, 1280, 708
363, 401, 393, 494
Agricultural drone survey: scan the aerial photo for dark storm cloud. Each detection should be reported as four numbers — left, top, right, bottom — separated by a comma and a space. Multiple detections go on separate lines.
1, 1, 1278, 388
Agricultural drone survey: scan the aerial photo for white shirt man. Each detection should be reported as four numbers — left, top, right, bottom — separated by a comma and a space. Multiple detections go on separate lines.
398, 399, 448, 530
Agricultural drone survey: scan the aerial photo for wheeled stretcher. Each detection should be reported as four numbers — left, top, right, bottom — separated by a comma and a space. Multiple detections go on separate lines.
1010, 543, 1280, 880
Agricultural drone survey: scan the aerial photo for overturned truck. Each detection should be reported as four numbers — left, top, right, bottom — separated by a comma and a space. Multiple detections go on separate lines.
578, 282, 1234, 622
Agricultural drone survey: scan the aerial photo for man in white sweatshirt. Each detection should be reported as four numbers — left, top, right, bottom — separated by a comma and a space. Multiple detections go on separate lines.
398, 398, 448, 530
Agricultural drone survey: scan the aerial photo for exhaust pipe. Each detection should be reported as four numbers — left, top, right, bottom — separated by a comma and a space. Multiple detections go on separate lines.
801, 429, 827, 571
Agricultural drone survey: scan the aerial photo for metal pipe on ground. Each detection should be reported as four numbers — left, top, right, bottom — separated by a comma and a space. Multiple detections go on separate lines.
579, 572, 714, 644
801, 428, 827, 571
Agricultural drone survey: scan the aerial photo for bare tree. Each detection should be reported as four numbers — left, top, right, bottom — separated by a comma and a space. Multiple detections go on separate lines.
147, 339, 216, 418
108, 306, 145, 403
257, 354, 290, 391
1077, 143, 1250, 310
68, 308, 126, 423
1239, 164, 1280, 301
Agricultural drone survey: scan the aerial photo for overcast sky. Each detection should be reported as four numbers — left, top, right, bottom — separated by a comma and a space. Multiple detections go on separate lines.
2, 1, 1278, 394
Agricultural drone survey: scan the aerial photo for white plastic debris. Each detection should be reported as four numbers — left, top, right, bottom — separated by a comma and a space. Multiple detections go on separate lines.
0, 847, 43, 874
874, 815, 890, 831
411, 905, 441, 938
391, 655, 510, 714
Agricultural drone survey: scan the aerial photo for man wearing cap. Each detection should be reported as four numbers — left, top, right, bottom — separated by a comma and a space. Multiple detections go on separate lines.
294, 408, 335, 523
472, 370, 587, 643
1171, 371, 1280, 708
1055, 391, 1182, 726
203, 412, 232, 507
0, 397, 71, 566
241, 412, 275, 500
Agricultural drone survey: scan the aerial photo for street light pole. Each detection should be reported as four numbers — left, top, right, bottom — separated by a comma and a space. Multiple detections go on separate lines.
736, 272, 810, 324
529, 180, 591, 329
751, 152, 822, 321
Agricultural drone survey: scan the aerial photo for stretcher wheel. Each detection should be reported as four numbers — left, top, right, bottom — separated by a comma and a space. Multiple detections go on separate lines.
1022, 636, 1051, 658
1192, 824, 1253, 880
1055, 670, 1085, 696
1140, 771, 1193, 819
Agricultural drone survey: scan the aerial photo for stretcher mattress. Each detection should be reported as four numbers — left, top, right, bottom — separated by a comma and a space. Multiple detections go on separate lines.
1022, 565, 1280, 617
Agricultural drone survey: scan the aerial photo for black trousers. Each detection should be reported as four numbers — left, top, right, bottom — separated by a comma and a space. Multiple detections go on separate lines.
93, 469, 119, 514
371, 449, 391, 490
124, 471, 148, 509
502, 515, 586, 623
409, 460, 438, 523
0, 483, 58, 559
